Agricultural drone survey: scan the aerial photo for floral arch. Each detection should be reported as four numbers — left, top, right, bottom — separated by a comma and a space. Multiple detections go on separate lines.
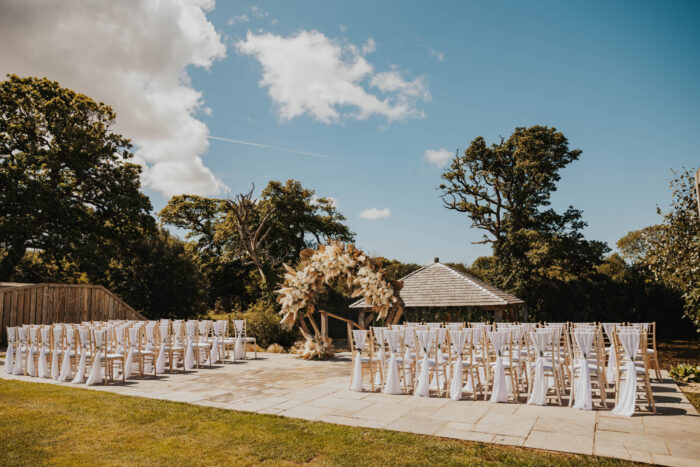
277, 242, 404, 359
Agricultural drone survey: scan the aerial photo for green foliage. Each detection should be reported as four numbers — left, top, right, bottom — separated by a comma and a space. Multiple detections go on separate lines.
669, 363, 700, 383
160, 179, 354, 313
439, 125, 608, 296
617, 170, 700, 332
374, 257, 421, 281
0, 75, 154, 280
104, 229, 207, 319
210, 298, 299, 348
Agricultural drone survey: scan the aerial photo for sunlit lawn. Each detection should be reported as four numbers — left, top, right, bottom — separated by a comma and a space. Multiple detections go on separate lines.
0, 379, 637, 467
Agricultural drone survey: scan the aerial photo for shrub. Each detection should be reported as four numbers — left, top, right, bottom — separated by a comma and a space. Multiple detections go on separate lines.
669, 363, 700, 383
209, 298, 299, 349
266, 343, 284, 353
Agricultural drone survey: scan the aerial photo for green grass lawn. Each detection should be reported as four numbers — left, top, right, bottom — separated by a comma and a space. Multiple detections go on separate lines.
0, 379, 636, 467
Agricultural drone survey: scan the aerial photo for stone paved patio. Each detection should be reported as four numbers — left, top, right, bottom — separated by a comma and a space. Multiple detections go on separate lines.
3, 352, 699, 466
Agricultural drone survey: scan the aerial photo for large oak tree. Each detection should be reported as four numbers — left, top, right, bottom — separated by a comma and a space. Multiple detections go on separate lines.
0, 75, 154, 280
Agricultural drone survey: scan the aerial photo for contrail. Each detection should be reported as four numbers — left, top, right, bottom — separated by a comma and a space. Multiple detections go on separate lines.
208, 135, 334, 159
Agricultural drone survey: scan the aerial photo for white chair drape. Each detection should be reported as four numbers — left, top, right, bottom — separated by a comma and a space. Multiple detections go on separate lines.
488, 330, 509, 403
51, 327, 62, 380
382, 329, 403, 395
57, 328, 75, 382
527, 331, 553, 405
373, 327, 387, 385
124, 326, 139, 378
449, 330, 468, 401
26, 328, 38, 377
210, 321, 221, 364
413, 329, 435, 397
350, 330, 367, 392
156, 323, 168, 373
233, 320, 246, 360
184, 321, 196, 370
4, 327, 16, 374
602, 323, 617, 383
612, 331, 641, 417
572, 331, 594, 410
12, 327, 27, 375
38, 327, 51, 378
72, 328, 90, 384
86, 329, 105, 386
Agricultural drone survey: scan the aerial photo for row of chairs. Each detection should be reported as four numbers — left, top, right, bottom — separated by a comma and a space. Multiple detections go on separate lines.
4, 319, 257, 385
349, 322, 658, 416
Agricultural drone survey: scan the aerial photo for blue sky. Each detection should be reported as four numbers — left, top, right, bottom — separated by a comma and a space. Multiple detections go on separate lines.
3, 0, 697, 265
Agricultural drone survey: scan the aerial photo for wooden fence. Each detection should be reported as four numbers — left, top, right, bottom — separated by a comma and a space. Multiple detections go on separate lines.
0, 283, 145, 345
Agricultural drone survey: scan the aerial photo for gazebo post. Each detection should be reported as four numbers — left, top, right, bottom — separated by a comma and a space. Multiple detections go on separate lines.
493, 308, 504, 322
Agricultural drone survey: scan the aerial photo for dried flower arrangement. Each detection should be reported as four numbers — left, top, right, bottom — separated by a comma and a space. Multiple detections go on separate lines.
277, 242, 403, 360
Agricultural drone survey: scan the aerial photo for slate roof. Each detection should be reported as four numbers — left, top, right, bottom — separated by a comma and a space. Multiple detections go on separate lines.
350, 262, 524, 309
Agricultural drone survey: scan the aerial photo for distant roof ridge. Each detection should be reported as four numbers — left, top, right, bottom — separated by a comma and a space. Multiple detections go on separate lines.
350, 260, 523, 309
435, 262, 507, 305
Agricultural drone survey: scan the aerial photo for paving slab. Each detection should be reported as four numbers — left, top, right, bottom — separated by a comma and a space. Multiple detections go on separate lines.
3, 353, 700, 466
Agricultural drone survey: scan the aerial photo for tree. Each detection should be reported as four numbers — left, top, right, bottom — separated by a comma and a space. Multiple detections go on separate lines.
105, 229, 207, 319
159, 179, 354, 309
439, 125, 607, 293
0, 75, 154, 280
640, 170, 700, 330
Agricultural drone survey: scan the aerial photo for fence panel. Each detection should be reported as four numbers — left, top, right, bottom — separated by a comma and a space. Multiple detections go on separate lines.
0, 283, 145, 345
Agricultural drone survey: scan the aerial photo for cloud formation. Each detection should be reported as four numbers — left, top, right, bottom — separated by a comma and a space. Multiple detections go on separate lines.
236, 30, 429, 123
0, 0, 227, 197
228, 14, 249, 25
424, 148, 453, 168
359, 208, 391, 220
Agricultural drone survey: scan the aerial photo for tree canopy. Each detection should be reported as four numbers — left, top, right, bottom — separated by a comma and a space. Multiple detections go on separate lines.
439, 125, 608, 294
160, 179, 354, 308
0, 75, 154, 280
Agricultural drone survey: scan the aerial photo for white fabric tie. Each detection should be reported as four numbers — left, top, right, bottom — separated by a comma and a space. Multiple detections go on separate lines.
413, 329, 434, 397
527, 331, 553, 405
86, 329, 104, 385
373, 328, 387, 385
4, 327, 16, 374
350, 330, 367, 392
488, 330, 509, 403
612, 331, 641, 417
449, 330, 468, 400
72, 328, 90, 383
12, 327, 27, 375
184, 322, 196, 370
51, 327, 62, 380
572, 331, 595, 410
602, 323, 617, 383
156, 323, 168, 373
124, 327, 139, 378
382, 330, 402, 395
58, 328, 75, 382
38, 328, 51, 378
25, 328, 38, 377
210, 322, 221, 364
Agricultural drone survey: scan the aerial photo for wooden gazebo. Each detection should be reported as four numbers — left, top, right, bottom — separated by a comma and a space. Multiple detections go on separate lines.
349, 259, 526, 327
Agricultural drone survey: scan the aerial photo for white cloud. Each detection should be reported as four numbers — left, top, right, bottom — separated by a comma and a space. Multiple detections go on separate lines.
362, 38, 376, 55
359, 207, 391, 220
228, 14, 249, 25
430, 48, 445, 62
425, 148, 453, 168
271, 18, 278, 25
339, 24, 347, 32
235, 30, 429, 123
250, 5, 268, 18
0, 0, 227, 197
